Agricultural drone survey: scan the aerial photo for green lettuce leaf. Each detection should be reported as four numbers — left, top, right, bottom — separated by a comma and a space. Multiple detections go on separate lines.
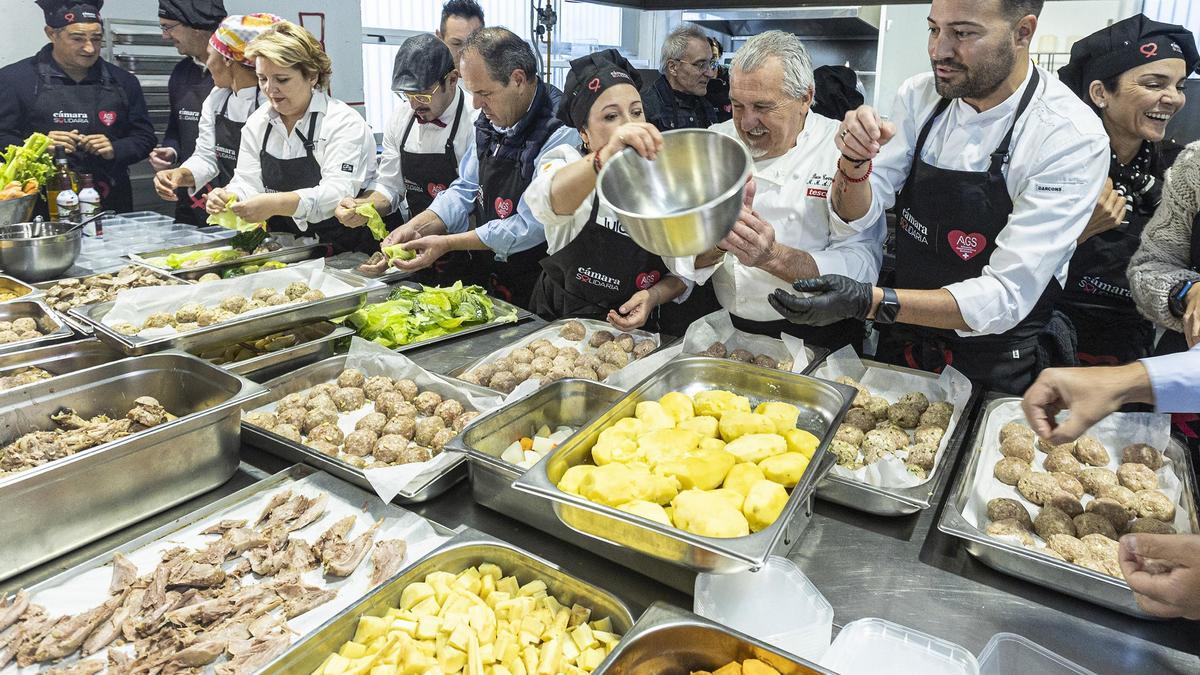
206, 195, 266, 232
349, 282, 511, 348
355, 203, 389, 241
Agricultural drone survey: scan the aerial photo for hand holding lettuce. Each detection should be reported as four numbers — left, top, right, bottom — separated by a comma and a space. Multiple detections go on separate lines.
354, 202, 390, 241
206, 194, 266, 232
347, 282, 517, 348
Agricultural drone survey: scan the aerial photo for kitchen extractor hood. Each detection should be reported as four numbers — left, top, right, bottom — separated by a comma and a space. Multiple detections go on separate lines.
682, 7, 881, 39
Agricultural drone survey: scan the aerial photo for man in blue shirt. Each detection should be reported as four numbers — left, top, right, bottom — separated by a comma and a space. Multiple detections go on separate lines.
377, 27, 578, 310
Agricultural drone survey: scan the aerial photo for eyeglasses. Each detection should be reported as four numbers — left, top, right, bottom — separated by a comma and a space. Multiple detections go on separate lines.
397, 81, 443, 105
680, 58, 718, 73
159, 21, 183, 36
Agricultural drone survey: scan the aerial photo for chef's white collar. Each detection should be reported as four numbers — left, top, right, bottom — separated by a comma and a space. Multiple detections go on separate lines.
266, 89, 330, 123
434, 86, 463, 126
952, 60, 1036, 124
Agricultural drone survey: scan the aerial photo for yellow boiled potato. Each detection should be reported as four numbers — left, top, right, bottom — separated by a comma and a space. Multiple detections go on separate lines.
635, 401, 676, 431
754, 402, 800, 433
637, 428, 702, 466
558, 464, 596, 495
578, 463, 642, 506
652, 447, 735, 491
708, 487, 745, 511
718, 411, 778, 442
742, 479, 789, 532
678, 415, 719, 439
758, 452, 810, 488
591, 433, 640, 466
723, 462, 766, 496
783, 428, 820, 460
692, 390, 751, 420
699, 437, 727, 454
672, 489, 750, 538
611, 417, 645, 436
616, 499, 673, 525
637, 469, 682, 505
658, 391, 695, 422
724, 433, 787, 463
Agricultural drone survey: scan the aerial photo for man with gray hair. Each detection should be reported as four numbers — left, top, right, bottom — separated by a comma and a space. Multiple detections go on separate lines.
642, 23, 720, 132
670, 30, 885, 350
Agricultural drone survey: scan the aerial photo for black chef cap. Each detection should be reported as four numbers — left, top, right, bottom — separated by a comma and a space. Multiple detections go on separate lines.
158, 0, 226, 31
392, 33, 456, 93
37, 0, 103, 28
812, 65, 864, 122
557, 49, 643, 130
1059, 14, 1199, 103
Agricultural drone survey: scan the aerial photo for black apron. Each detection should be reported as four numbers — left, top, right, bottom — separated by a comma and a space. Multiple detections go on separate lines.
731, 315, 862, 354
171, 65, 211, 225
400, 95, 474, 286
213, 88, 255, 188
530, 195, 668, 326
259, 112, 375, 255
877, 68, 1052, 395
29, 57, 133, 214
475, 146, 548, 310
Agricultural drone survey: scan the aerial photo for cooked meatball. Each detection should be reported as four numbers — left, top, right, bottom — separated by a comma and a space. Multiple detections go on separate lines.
1047, 534, 1089, 562
1134, 490, 1176, 522
1081, 533, 1121, 561
337, 368, 366, 388
382, 416, 416, 440
591, 330, 616, 348
572, 366, 598, 380
1076, 555, 1122, 578
843, 408, 877, 434
634, 339, 658, 359
1072, 436, 1110, 467
400, 443, 436, 464
244, 411, 277, 430
920, 407, 953, 430
302, 408, 339, 434
986, 519, 1035, 546
1129, 518, 1176, 535
906, 443, 937, 471
778, 359, 794, 372
611, 334, 634, 353
862, 445, 895, 465
276, 407, 307, 428
1121, 443, 1164, 470
1097, 484, 1138, 510
865, 396, 891, 422
192, 308, 219, 327
356, 412, 388, 435
559, 320, 587, 341
1078, 467, 1120, 495
1117, 462, 1158, 492
533, 344, 559, 359
333, 388, 366, 412
374, 434, 410, 464
453, 411, 480, 432
1086, 497, 1133, 532
700, 341, 727, 358
887, 403, 921, 429
529, 339, 554, 352
310, 382, 339, 399
906, 464, 928, 480
999, 421, 1035, 445
834, 425, 865, 447
1043, 450, 1082, 477
283, 282, 309, 300
578, 354, 604, 372
144, 312, 175, 329
489, 371, 517, 394
306, 393, 336, 413
1034, 506, 1076, 539
392, 402, 418, 419
875, 424, 910, 449
1016, 472, 1061, 504
412, 391, 443, 416
898, 392, 930, 414
434, 399, 465, 425
830, 439, 860, 467
363, 376, 394, 401
272, 423, 301, 441
864, 429, 903, 454
552, 354, 577, 372
995, 457, 1033, 486
252, 287, 277, 302
595, 363, 619, 381
987, 498, 1032, 529
1073, 513, 1118, 541
546, 367, 573, 382
601, 348, 630, 368
219, 295, 247, 313
308, 439, 339, 456
110, 323, 139, 337
175, 303, 202, 323
999, 435, 1035, 462
1044, 492, 1084, 517
414, 416, 446, 447
512, 363, 535, 382
1037, 438, 1075, 455
394, 379, 419, 402
343, 429, 377, 457
374, 391, 408, 418
308, 423, 344, 445
528, 357, 554, 375
265, 294, 290, 306
1051, 472, 1085, 499
430, 428, 456, 451
300, 290, 326, 302
729, 348, 754, 363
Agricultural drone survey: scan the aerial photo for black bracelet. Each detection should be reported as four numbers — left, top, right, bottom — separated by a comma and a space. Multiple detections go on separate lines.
840, 154, 870, 168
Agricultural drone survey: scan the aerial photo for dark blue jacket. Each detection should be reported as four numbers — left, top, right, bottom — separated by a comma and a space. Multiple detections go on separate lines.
641, 73, 718, 132
474, 78, 564, 182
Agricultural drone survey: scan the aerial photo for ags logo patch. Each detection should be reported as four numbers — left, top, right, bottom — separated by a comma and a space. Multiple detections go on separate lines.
947, 230, 986, 261
494, 197, 514, 218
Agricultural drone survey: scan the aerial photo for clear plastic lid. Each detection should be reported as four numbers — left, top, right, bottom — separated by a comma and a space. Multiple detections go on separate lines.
820, 617, 980, 675
977, 633, 1097, 675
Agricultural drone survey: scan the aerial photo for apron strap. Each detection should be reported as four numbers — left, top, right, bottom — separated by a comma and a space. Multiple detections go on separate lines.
444, 93, 465, 157
989, 67, 1041, 173
908, 98, 952, 177
296, 112, 319, 154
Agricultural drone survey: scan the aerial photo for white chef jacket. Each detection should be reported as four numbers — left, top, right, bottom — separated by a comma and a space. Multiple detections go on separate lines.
669, 113, 885, 322
179, 85, 263, 195
367, 86, 478, 218
225, 90, 376, 230
841, 64, 1109, 337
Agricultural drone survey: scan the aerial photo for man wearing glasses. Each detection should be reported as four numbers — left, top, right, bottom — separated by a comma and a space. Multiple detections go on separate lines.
340, 34, 477, 284
642, 24, 720, 133
148, 0, 227, 225
0, 0, 155, 215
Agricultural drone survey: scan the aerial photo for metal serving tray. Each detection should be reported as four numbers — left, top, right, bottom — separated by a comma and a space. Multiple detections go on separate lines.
0, 274, 34, 304
72, 267, 382, 356
594, 602, 832, 674
0, 351, 266, 581
814, 359, 979, 516
30, 264, 188, 333
448, 379, 697, 593
170, 242, 329, 281
938, 396, 1200, 618
514, 356, 856, 574
261, 527, 636, 674
194, 322, 354, 381
0, 338, 121, 393
241, 354, 495, 503
0, 300, 75, 356
370, 281, 532, 354
128, 236, 322, 277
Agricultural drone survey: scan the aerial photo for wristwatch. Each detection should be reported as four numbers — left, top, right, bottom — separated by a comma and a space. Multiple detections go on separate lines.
874, 287, 900, 325
1169, 279, 1196, 318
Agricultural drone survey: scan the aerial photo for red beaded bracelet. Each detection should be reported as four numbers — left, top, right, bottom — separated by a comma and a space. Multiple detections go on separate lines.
839, 160, 872, 183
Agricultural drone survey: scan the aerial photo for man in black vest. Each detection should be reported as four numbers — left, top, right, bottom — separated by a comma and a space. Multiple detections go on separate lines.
380, 27, 579, 310
0, 0, 156, 215
148, 0, 226, 225
642, 23, 720, 133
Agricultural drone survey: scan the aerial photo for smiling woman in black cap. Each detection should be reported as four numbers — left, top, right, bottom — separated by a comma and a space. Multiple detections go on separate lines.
1056, 14, 1199, 365
524, 49, 688, 330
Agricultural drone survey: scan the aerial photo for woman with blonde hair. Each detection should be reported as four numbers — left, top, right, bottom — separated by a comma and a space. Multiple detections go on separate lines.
206, 20, 376, 253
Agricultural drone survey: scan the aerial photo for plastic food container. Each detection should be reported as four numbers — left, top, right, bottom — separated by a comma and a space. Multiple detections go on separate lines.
820, 618, 979, 675
977, 633, 1096, 675
694, 556, 833, 661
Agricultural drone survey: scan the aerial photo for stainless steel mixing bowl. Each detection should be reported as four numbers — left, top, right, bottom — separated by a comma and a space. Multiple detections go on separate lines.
597, 128, 753, 257
0, 193, 38, 227
0, 218, 82, 282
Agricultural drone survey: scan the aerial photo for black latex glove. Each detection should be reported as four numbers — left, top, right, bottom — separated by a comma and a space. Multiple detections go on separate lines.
768, 274, 873, 326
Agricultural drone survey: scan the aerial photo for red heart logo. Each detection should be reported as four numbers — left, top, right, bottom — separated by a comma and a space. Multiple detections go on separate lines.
494, 197, 514, 219
427, 183, 447, 198
98, 111, 117, 126
636, 270, 661, 290
947, 230, 986, 261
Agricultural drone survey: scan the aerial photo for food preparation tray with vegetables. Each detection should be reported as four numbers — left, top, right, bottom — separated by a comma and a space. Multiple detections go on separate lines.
514, 356, 857, 574
0, 351, 266, 581
0, 300, 74, 356
261, 527, 635, 674
192, 322, 354, 380
0, 338, 121, 393
171, 241, 328, 281
0, 275, 34, 304
346, 281, 528, 352
0, 465, 450, 673
593, 601, 832, 674
938, 396, 1200, 617
448, 378, 699, 593
128, 234, 320, 276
